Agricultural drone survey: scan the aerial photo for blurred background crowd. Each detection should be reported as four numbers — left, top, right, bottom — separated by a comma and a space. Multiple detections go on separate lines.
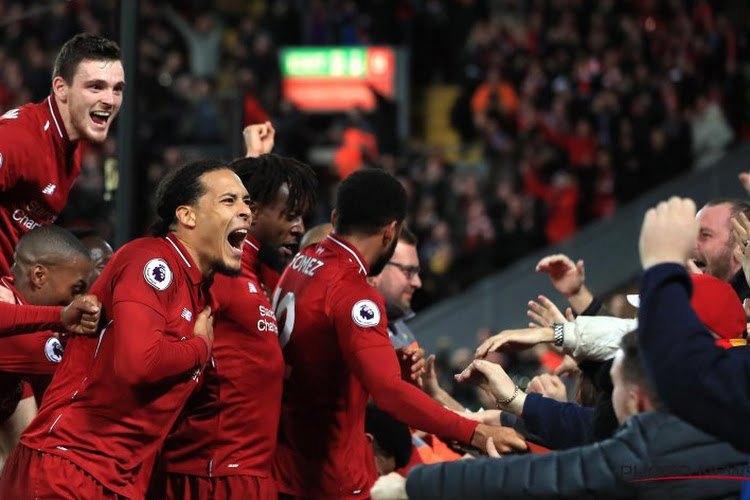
2, 0, 749, 405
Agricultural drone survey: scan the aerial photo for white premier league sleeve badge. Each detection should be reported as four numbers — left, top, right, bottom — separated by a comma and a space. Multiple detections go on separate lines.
352, 299, 380, 328
44, 336, 64, 363
143, 258, 173, 291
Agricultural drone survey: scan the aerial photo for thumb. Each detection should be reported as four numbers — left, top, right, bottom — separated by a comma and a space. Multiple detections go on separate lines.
486, 436, 500, 458
426, 354, 436, 370
471, 359, 493, 376
565, 307, 575, 322
733, 247, 745, 264
576, 259, 585, 275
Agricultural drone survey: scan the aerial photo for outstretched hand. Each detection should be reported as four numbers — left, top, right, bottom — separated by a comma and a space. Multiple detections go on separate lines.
536, 254, 585, 297
527, 294, 573, 328
475, 328, 553, 358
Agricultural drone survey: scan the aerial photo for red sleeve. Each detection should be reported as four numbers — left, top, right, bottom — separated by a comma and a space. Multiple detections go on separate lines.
0, 302, 62, 336
112, 301, 209, 386
329, 284, 477, 444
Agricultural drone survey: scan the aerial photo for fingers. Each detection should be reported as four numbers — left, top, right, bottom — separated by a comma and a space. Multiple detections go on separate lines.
575, 259, 585, 276
486, 437, 500, 458
75, 295, 101, 314
535, 254, 574, 272
425, 354, 436, 374
491, 428, 528, 453
565, 307, 575, 322
475, 337, 495, 358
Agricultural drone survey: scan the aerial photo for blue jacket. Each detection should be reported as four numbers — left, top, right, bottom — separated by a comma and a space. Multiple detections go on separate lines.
638, 264, 750, 498
521, 392, 593, 449
406, 411, 748, 499
638, 264, 750, 452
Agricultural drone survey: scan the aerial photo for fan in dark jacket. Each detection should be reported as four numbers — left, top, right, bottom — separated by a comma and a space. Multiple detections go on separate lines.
404, 331, 748, 500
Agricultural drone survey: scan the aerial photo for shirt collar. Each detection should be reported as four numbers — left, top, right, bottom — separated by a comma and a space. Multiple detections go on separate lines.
165, 233, 204, 285
326, 234, 369, 275
242, 233, 261, 274
46, 95, 76, 149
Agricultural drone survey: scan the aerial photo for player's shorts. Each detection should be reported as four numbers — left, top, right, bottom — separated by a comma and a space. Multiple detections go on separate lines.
162, 473, 277, 500
0, 444, 123, 499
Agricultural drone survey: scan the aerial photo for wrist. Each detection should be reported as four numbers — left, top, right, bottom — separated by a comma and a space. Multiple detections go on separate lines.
495, 388, 526, 415
196, 333, 212, 359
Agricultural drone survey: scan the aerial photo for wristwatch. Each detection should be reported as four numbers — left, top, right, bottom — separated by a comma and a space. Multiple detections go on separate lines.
552, 322, 564, 347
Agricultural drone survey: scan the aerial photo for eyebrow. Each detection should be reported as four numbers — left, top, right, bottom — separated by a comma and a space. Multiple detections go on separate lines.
84, 78, 126, 87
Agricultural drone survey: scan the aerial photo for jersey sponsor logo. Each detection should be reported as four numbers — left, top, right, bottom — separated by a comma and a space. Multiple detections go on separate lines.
257, 304, 278, 335
1, 109, 18, 120
143, 258, 173, 291
11, 200, 59, 231
44, 336, 64, 363
290, 253, 325, 277
351, 299, 380, 328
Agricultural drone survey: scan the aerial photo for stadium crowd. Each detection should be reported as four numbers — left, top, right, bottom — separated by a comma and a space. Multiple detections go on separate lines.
1, 1, 750, 499
2, 0, 749, 307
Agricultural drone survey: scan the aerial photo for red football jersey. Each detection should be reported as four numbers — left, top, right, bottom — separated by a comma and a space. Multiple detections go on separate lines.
0, 96, 82, 276
0, 277, 64, 375
160, 235, 284, 478
0, 277, 63, 418
19, 234, 213, 498
272, 235, 476, 498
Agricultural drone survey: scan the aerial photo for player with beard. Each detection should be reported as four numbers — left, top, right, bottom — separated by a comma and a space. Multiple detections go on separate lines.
0, 33, 124, 277
1, 159, 253, 499
272, 168, 527, 499
152, 153, 317, 499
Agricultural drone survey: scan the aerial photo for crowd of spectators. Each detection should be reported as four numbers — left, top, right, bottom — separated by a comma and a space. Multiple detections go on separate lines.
1, 0, 749, 309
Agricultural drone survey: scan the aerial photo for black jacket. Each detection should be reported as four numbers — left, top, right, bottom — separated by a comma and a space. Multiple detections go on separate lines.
406, 411, 748, 499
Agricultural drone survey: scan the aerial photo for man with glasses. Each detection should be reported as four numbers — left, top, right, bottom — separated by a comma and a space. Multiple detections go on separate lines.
369, 227, 466, 468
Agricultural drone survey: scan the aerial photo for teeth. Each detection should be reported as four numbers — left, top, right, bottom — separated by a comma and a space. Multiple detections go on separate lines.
92, 111, 110, 118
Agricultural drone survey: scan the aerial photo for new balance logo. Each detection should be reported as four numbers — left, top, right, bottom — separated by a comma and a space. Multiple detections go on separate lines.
248, 283, 258, 294
1, 109, 19, 120
181, 308, 192, 321
42, 184, 56, 195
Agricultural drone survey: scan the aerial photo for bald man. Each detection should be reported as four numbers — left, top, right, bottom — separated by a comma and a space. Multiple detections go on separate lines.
299, 222, 333, 250
0, 226, 95, 469
79, 234, 114, 283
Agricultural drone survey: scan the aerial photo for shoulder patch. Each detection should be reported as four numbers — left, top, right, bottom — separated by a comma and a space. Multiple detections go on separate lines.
143, 258, 173, 291
352, 299, 381, 328
44, 336, 63, 363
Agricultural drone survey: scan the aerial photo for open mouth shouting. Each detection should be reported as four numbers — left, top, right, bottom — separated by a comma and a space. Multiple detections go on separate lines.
90, 110, 112, 128
227, 228, 248, 257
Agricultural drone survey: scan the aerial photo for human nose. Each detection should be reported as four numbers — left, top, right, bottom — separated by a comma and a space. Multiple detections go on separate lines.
411, 271, 422, 289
